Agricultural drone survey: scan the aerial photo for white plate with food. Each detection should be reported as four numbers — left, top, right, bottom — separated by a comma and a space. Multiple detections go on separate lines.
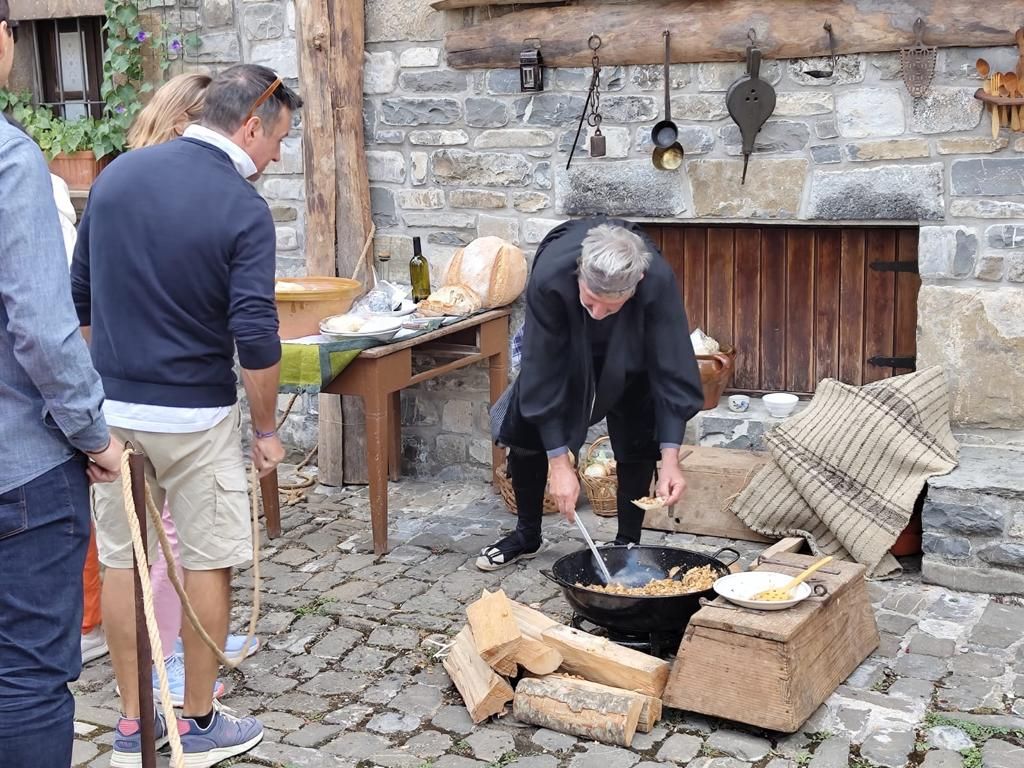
319, 314, 403, 342
712, 571, 813, 611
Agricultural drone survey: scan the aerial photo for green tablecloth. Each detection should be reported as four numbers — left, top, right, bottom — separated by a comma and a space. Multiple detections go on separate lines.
278, 316, 461, 393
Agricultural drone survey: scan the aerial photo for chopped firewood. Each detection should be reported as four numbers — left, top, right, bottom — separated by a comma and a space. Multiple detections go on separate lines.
491, 655, 518, 677
540, 624, 670, 697
512, 636, 562, 675
548, 674, 662, 733
442, 626, 514, 723
509, 600, 560, 639
467, 589, 522, 670
513, 676, 644, 747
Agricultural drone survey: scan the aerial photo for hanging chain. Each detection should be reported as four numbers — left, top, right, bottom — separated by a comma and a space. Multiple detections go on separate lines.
586, 35, 603, 129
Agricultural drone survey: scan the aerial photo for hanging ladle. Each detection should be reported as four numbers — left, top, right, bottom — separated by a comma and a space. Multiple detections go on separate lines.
652, 30, 684, 170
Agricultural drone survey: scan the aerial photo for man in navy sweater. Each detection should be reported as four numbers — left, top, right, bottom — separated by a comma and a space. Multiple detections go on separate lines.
71, 64, 300, 766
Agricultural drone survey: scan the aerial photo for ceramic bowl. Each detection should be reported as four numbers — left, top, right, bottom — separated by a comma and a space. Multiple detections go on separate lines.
763, 392, 799, 418
712, 571, 813, 611
320, 315, 403, 342
728, 394, 750, 413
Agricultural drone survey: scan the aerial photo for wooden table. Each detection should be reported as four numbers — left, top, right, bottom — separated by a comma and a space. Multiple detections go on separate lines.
263, 309, 511, 554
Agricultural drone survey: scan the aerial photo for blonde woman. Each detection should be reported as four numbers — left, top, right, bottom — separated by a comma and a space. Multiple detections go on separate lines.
101, 73, 258, 719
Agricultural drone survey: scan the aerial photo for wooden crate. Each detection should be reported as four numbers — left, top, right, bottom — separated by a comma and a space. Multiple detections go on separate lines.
662, 552, 880, 733
644, 447, 772, 543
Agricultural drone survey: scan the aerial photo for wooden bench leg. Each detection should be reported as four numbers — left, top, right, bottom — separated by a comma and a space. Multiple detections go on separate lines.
388, 391, 401, 483
365, 390, 390, 555
260, 469, 281, 539
487, 347, 509, 490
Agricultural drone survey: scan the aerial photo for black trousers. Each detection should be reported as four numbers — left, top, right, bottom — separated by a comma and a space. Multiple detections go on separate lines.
508, 369, 658, 548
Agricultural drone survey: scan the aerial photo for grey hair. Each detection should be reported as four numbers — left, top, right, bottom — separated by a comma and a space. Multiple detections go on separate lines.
577, 224, 652, 297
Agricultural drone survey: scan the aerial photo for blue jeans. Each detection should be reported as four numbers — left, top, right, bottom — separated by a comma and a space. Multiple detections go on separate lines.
0, 456, 90, 767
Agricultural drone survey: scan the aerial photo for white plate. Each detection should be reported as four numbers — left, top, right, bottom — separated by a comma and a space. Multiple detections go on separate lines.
319, 315, 403, 342
712, 571, 812, 611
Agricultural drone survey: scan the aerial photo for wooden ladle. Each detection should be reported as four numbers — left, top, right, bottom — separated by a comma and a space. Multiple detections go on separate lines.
1004, 71, 1021, 130
751, 556, 834, 601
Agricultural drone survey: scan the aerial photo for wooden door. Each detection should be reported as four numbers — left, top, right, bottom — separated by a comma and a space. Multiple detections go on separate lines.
644, 225, 919, 396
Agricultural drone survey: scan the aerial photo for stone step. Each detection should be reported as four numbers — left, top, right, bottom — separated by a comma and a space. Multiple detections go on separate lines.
688, 396, 808, 450
922, 445, 1024, 594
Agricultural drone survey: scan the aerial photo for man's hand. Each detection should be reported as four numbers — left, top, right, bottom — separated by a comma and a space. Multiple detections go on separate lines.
656, 446, 687, 506
86, 437, 125, 484
548, 454, 579, 523
253, 434, 285, 477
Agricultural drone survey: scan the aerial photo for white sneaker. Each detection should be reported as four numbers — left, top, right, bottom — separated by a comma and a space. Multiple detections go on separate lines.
81, 627, 109, 664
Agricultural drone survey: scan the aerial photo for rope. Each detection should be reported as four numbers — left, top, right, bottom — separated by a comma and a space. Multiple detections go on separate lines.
121, 450, 264, 767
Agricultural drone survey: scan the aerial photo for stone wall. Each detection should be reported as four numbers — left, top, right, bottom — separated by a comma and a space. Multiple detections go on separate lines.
190, 2, 1024, 477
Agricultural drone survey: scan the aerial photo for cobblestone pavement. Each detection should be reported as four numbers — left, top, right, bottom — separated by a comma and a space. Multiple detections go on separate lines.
72, 469, 1024, 768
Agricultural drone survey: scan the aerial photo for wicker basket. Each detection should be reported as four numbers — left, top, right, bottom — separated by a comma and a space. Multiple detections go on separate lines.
497, 461, 559, 516
579, 436, 619, 517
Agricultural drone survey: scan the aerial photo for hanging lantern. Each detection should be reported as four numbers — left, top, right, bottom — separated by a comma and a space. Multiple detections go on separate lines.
519, 38, 544, 92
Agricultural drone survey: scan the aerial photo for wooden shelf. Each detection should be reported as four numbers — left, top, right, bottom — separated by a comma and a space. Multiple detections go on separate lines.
974, 88, 1024, 107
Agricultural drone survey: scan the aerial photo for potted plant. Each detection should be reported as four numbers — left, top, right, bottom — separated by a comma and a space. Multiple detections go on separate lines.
0, 0, 185, 189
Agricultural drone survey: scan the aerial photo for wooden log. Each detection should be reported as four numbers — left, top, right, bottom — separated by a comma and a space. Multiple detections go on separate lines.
513, 637, 562, 676
444, 1, 1024, 69
491, 655, 518, 677
756, 536, 807, 565
540, 624, 670, 698
317, 394, 345, 487
431, 0, 557, 8
513, 676, 643, 747
508, 600, 560, 639
548, 674, 662, 733
442, 627, 515, 723
467, 589, 522, 668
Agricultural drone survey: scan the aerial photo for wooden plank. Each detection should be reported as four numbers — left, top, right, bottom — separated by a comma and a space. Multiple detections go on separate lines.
661, 226, 686, 313
342, 397, 368, 485
513, 676, 644, 747
443, 626, 515, 723
785, 229, 815, 394
814, 229, 842, 385
295, 0, 337, 277
317, 395, 345, 487
755, 536, 807, 564
540, 624, 670, 698
705, 228, 735, 346
838, 229, 866, 385
683, 227, 708, 334
759, 227, 787, 393
733, 228, 761, 391
444, 1, 1024, 69
894, 228, 920, 376
863, 229, 897, 384
467, 589, 523, 669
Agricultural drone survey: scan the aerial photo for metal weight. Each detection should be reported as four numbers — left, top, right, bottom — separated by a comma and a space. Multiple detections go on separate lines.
589, 127, 606, 157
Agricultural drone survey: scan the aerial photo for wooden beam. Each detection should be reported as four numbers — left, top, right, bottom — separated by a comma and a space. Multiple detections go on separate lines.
513, 676, 644, 747
540, 624, 670, 698
445, 1, 1024, 69
431, 0, 557, 9
295, 0, 337, 278
443, 626, 515, 723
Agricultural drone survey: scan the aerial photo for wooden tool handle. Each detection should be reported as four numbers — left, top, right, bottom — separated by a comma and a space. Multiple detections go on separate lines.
781, 556, 834, 591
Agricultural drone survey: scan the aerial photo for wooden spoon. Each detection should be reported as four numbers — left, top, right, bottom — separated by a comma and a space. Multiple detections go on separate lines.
751, 556, 834, 602
1006, 71, 1021, 131
978, 60, 1000, 137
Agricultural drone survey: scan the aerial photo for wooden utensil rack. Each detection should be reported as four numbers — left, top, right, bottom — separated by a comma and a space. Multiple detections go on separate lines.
973, 27, 1024, 132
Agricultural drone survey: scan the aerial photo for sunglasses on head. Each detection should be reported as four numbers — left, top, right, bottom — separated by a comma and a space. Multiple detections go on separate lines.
242, 76, 282, 124
1, 18, 18, 44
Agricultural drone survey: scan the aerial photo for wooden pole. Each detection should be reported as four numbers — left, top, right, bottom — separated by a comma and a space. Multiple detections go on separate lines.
129, 451, 156, 768
443, 0, 1024, 69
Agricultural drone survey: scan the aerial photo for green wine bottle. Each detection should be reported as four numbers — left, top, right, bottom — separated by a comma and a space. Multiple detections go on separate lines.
409, 236, 431, 303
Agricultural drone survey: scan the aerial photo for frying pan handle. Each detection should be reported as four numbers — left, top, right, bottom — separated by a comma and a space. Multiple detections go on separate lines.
662, 31, 672, 120
711, 546, 741, 567
540, 569, 564, 587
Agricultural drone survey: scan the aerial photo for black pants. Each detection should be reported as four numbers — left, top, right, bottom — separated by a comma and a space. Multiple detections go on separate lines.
508, 370, 658, 548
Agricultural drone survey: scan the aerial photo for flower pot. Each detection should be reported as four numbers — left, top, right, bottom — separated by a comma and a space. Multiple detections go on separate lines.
48, 151, 113, 190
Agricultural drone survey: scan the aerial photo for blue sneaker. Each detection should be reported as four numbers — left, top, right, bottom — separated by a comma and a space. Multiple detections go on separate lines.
119, 654, 226, 707
110, 710, 169, 768
174, 633, 260, 661
179, 707, 264, 767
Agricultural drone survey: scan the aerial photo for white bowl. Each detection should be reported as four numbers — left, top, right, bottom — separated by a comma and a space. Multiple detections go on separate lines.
712, 571, 812, 611
763, 392, 799, 418
320, 315, 403, 342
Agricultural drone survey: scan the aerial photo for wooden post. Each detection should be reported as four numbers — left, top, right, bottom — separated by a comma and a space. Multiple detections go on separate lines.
296, 0, 373, 486
129, 452, 156, 768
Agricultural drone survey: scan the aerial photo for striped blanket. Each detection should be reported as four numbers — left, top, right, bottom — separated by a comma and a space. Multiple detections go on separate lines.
731, 366, 959, 577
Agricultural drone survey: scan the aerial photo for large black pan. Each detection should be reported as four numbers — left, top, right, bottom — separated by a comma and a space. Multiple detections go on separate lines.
542, 545, 740, 635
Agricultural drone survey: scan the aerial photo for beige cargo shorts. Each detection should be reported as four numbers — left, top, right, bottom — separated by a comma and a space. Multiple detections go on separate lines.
93, 404, 253, 571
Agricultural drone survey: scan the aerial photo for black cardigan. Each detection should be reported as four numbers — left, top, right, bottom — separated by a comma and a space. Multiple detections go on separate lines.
496, 217, 704, 455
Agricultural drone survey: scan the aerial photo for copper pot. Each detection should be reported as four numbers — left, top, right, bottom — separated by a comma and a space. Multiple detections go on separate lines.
696, 345, 736, 410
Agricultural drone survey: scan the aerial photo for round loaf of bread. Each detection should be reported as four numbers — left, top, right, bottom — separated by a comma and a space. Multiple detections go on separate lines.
417, 284, 482, 317
444, 236, 527, 309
